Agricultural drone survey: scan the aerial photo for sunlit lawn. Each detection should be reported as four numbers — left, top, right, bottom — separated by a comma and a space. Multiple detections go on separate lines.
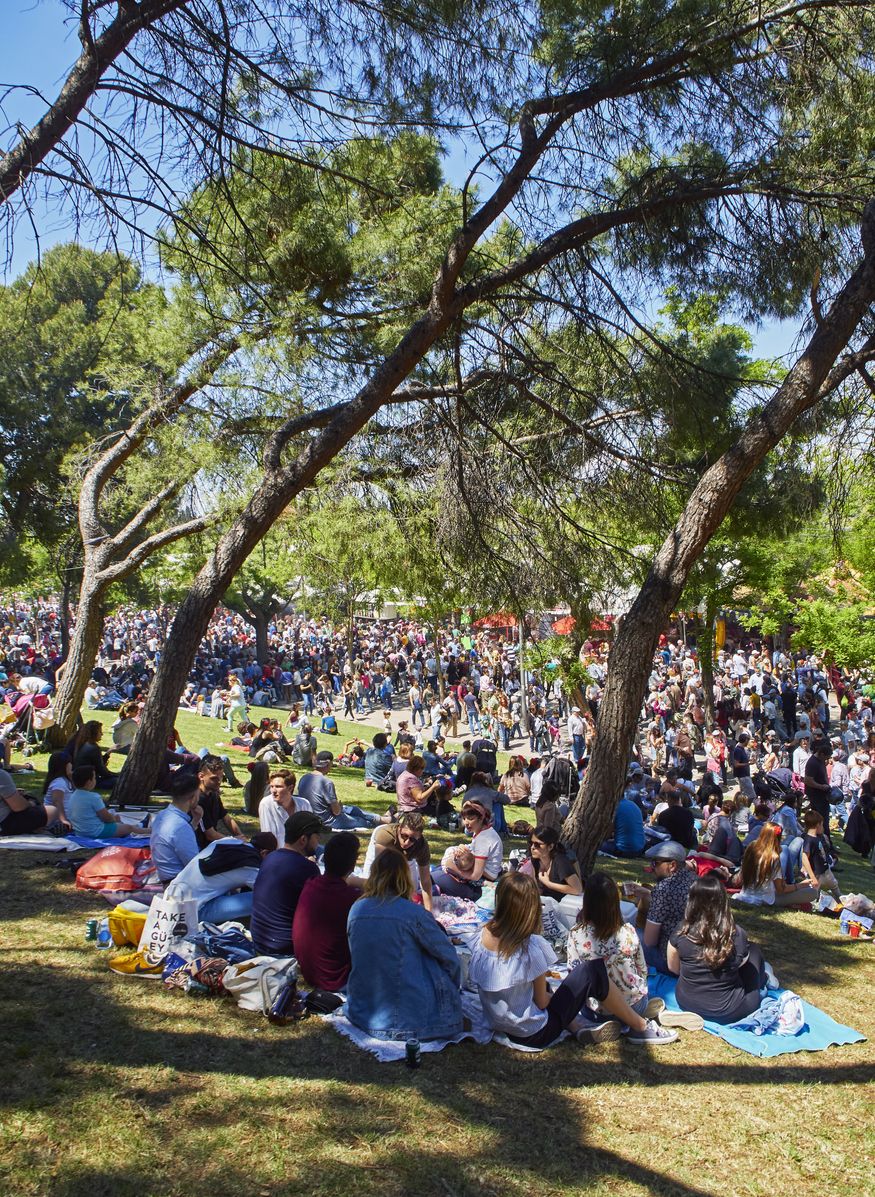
1, 704, 873, 1197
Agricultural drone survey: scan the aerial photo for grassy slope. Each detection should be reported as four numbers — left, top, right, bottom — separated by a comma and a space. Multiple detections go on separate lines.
0, 705, 873, 1197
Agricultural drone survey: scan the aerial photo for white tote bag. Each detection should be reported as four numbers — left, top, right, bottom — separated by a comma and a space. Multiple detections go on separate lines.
222, 956, 298, 1013
137, 887, 199, 964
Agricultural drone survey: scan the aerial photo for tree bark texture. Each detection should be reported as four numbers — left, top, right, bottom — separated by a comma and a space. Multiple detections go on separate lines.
564, 204, 875, 876
699, 595, 718, 732
45, 581, 105, 747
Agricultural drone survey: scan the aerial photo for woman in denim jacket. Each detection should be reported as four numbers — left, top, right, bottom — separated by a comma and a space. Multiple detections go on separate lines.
347, 849, 462, 1040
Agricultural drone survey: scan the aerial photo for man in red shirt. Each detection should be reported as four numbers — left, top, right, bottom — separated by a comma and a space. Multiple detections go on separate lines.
292, 832, 362, 992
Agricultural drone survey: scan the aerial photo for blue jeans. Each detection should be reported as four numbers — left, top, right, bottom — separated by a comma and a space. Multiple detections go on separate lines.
200, 891, 253, 923
600, 839, 644, 858
330, 806, 382, 829
572, 734, 585, 761
780, 835, 804, 883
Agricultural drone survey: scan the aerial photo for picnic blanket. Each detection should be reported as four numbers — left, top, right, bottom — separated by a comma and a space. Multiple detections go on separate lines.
320, 991, 494, 1061
69, 834, 150, 849
647, 973, 865, 1057
0, 834, 74, 851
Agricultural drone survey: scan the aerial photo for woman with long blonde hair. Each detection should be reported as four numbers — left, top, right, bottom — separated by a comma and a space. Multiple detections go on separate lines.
467, 872, 677, 1049
737, 824, 817, 907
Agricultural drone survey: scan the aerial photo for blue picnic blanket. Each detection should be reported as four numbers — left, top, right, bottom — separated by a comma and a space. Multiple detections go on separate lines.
68, 834, 150, 849
647, 973, 865, 1057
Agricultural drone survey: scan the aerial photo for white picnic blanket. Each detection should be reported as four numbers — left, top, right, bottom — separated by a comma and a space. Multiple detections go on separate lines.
0, 835, 75, 851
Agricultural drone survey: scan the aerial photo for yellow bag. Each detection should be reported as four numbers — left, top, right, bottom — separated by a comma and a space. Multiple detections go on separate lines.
108, 904, 149, 947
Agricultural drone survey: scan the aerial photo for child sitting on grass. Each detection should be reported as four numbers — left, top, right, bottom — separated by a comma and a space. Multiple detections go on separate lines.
800, 809, 841, 900
67, 765, 148, 839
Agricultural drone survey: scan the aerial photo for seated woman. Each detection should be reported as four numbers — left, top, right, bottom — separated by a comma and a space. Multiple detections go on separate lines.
735, 824, 817, 907
529, 826, 583, 900
397, 754, 453, 818
68, 720, 117, 789
346, 849, 463, 1041
67, 765, 147, 839
498, 756, 532, 806
42, 750, 73, 827
468, 872, 677, 1048
667, 874, 771, 1025
110, 702, 140, 755
391, 743, 413, 780
431, 797, 503, 899
566, 871, 651, 1022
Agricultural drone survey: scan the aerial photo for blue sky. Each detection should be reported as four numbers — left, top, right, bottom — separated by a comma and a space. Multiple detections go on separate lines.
2, 1, 799, 360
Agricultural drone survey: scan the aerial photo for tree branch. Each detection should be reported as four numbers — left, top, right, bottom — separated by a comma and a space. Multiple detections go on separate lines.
0, 0, 187, 203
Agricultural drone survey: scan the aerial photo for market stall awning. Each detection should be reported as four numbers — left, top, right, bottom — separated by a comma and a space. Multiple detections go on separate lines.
472, 611, 518, 629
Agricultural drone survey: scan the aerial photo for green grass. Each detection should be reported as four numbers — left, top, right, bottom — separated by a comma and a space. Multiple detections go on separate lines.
1, 706, 873, 1197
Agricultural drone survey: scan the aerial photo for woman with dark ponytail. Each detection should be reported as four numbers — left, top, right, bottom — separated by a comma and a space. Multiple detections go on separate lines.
666, 874, 769, 1024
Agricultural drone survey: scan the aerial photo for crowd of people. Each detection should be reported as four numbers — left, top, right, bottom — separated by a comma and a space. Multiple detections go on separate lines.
3, 591, 875, 1049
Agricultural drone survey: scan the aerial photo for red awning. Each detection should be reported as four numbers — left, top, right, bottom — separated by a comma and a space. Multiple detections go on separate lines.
472, 611, 518, 629
551, 615, 576, 635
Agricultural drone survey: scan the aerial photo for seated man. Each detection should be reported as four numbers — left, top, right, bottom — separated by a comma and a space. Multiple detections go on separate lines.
292, 831, 362, 991
0, 768, 59, 836
250, 812, 323, 955
361, 812, 434, 912
67, 765, 147, 839
292, 725, 318, 767
363, 732, 394, 786
626, 840, 694, 974
149, 773, 201, 884
600, 792, 646, 857
258, 769, 312, 845
193, 755, 245, 849
167, 832, 275, 923
654, 789, 698, 850
297, 752, 388, 830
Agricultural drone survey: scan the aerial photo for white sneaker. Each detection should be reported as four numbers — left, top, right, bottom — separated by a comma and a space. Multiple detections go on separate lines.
627, 1019, 678, 1045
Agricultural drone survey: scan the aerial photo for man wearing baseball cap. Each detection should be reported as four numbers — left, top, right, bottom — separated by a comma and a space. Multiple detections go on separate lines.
250, 811, 324, 956
627, 841, 693, 975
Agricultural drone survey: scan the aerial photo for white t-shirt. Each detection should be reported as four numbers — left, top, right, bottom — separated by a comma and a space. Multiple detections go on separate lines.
257, 792, 312, 844
46, 777, 73, 809
471, 827, 503, 881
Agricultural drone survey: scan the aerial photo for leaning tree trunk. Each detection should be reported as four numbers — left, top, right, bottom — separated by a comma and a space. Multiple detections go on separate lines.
563, 206, 875, 876
45, 581, 106, 747
699, 594, 718, 732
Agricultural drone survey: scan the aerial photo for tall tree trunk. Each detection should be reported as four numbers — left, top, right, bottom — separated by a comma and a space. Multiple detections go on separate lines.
59, 574, 73, 662
700, 594, 718, 732
45, 581, 105, 747
251, 607, 269, 666
563, 208, 875, 876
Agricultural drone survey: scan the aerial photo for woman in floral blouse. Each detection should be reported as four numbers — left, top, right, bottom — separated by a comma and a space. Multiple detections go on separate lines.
566, 872, 652, 1019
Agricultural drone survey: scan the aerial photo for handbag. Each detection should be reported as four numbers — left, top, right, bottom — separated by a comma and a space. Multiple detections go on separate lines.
137, 887, 200, 965
222, 956, 298, 1014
